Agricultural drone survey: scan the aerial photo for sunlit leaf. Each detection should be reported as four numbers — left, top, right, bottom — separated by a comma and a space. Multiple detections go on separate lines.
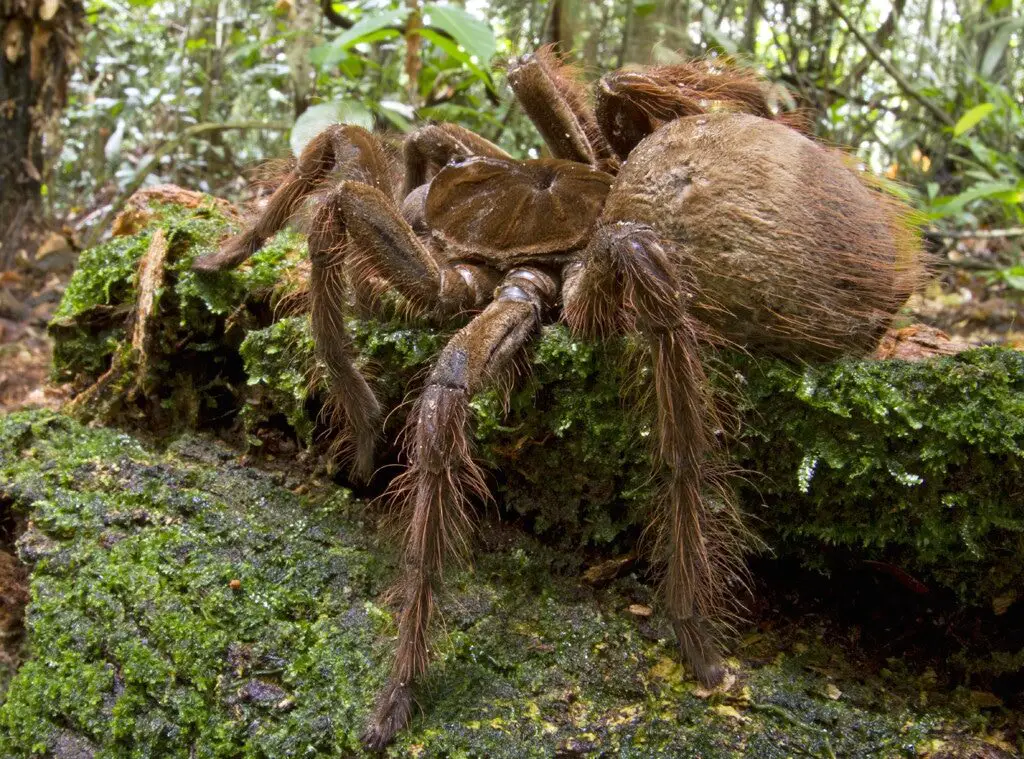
419, 27, 495, 90
422, 4, 496, 67
953, 103, 996, 137
319, 8, 409, 68
290, 101, 373, 157
1000, 267, 1024, 291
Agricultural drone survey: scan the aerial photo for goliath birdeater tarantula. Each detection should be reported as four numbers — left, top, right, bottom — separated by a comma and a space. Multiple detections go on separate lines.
193, 48, 922, 748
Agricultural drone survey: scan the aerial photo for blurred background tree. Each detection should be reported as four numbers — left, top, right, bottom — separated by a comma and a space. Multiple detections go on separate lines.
0, 0, 84, 266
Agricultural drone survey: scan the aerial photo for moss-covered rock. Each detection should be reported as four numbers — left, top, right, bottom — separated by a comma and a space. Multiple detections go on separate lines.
47, 192, 1024, 660
0, 411, 1015, 757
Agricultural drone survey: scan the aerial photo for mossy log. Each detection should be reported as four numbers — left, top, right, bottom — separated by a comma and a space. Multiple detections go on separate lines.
47, 190, 1024, 615
0, 411, 1015, 757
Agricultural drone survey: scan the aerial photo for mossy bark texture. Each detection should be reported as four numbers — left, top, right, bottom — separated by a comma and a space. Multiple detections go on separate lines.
0, 411, 1009, 757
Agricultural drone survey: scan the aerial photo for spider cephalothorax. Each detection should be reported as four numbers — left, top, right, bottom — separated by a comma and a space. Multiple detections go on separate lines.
193, 48, 922, 749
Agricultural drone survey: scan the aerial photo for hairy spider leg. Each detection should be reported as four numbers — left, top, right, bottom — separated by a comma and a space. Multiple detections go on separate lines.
193, 124, 394, 272
594, 63, 812, 161
309, 180, 501, 481
194, 122, 513, 275
362, 266, 559, 750
563, 222, 749, 687
506, 47, 618, 172
402, 123, 511, 197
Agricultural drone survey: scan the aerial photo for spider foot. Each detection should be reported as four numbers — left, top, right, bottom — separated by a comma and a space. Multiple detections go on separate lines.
673, 616, 725, 688
361, 679, 413, 751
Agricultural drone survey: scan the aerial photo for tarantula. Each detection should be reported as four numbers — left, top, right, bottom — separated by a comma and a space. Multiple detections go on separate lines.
193, 49, 921, 749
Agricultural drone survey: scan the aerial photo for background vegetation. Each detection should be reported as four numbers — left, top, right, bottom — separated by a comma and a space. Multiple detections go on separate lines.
44, 0, 1023, 241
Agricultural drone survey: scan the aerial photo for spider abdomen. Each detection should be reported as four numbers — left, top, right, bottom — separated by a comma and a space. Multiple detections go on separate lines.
606, 112, 921, 358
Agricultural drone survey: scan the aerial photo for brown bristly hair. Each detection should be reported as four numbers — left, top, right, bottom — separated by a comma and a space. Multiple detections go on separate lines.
565, 225, 751, 681
608, 57, 812, 137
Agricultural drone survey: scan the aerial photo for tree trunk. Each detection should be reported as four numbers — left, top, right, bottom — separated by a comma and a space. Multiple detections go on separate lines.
0, 0, 83, 265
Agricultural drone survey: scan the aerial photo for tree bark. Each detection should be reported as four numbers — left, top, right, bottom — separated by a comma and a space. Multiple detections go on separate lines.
0, 0, 83, 265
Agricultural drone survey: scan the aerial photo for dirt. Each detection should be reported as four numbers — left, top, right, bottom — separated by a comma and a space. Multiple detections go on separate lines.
0, 265, 69, 414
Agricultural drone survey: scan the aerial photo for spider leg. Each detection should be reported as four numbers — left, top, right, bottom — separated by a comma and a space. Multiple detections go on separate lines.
308, 181, 500, 481
193, 124, 394, 272
595, 63, 810, 160
403, 123, 510, 196
362, 266, 558, 750
506, 47, 618, 172
564, 222, 748, 687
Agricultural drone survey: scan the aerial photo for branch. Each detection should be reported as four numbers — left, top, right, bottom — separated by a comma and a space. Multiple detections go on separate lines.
85, 121, 291, 248
321, 0, 354, 28
927, 226, 1024, 240
825, 0, 954, 127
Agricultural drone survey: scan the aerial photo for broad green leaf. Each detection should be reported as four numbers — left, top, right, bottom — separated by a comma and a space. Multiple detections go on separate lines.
953, 103, 996, 137
419, 27, 495, 89
290, 101, 374, 157
928, 180, 1022, 218
319, 7, 410, 68
1001, 267, 1024, 291
980, 22, 1016, 77
422, 4, 496, 67
376, 101, 415, 133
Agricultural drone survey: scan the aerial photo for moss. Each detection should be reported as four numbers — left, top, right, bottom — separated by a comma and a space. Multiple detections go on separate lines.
0, 411, 1007, 757
238, 317, 318, 445
48, 199, 307, 431
736, 350, 1024, 608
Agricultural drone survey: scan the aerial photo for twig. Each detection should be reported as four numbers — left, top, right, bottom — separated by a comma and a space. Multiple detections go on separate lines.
824, 0, 954, 127
85, 121, 290, 248
927, 226, 1024, 240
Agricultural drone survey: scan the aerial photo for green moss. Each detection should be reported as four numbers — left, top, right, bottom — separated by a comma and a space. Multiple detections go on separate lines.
0, 411, 1004, 757
50, 233, 152, 380
47, 199, 307, 431
736, 349, 1024, 608
238, 316, 318, 445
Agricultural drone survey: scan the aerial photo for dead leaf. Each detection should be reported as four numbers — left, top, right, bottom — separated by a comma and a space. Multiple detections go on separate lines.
969, 690, 1003, 709
4, 20, 24, 63
39, 0, 60, 21
21, 158, 42, 183
35, 232, 72, 262
712, 704, 747, 722
992, 591, 1016, 616
693, 670, 737, 697
582, 552, 636, 585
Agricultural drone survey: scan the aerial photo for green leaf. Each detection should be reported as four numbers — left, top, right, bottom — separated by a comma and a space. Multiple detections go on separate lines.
320, 8, 409, 67
980, 22, 1016, 77
419, 27, 495, 89
290, 101, 374, 157
928, 180, 1022, 219
1000, 267, 1024, 291
953, 103, 996, 137
422, 4, 496, 67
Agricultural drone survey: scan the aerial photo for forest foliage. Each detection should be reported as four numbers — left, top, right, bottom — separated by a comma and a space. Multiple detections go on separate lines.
56, 0, 1020, 253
